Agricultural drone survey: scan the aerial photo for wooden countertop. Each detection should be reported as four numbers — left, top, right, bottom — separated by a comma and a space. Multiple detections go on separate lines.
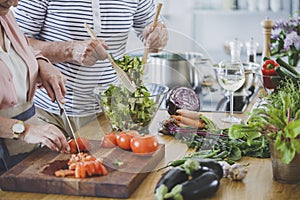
1, 89, 300, 200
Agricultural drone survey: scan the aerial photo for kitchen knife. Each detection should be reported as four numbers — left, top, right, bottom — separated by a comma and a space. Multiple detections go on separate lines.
56, 97, 80, 153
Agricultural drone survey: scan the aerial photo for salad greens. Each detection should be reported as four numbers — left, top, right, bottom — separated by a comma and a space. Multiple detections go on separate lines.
99, 55, 156, 132
113, 54, 144, 85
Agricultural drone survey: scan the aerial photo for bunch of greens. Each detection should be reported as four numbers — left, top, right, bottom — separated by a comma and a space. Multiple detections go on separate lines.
186, 129, 269, 165
160, 118, 270, 165
229, 79, 300, 164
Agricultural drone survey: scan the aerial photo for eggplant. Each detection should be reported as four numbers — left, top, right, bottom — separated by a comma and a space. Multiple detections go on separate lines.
194, 158, 223, 180
167, 86, 200, 115
162, 171, 220, 200
179, 171, 220, 200
155, 167, 189, 192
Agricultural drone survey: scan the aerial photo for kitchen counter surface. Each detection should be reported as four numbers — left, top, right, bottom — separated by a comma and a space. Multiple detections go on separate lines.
1, 88, 300, 200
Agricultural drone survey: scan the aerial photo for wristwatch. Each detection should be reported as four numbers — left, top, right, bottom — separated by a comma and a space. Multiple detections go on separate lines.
12, 120, 25, 140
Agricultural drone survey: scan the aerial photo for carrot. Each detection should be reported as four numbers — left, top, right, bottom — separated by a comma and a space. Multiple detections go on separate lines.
176, 109, 201, 119
171, 115, 206, 129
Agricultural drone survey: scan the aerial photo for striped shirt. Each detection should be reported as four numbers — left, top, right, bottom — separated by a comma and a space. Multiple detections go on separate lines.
13, 0, 155, 116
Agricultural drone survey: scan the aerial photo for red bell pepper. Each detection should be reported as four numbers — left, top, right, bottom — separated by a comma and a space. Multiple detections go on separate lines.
261, 59, 279, 89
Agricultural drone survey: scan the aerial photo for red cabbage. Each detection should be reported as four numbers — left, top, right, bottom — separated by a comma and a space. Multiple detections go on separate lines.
167, 87, 200, 115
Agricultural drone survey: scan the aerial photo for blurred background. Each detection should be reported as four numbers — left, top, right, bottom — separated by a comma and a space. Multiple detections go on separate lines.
127, 0, 298, 63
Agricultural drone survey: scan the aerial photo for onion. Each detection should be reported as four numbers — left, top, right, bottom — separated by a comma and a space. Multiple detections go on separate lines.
167, 86, 200, 115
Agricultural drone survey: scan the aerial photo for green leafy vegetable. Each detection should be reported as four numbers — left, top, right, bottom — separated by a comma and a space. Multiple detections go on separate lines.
229, 79, 300, 164
100, 55, 157, 132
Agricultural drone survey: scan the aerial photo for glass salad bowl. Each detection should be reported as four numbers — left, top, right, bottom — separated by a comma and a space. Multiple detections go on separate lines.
94, 82, 169, 134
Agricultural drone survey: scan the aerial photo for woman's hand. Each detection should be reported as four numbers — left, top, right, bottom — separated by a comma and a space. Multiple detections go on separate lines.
70, 39, 108, 66
37, 59, 66, 103
142, 22, 168, 52
21, 123, 70, 153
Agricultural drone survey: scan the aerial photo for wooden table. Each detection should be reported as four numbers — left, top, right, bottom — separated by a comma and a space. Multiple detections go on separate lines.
1, 89, 300, 200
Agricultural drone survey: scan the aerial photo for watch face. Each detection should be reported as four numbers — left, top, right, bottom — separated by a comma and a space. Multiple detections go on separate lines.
13, 122, 25, 133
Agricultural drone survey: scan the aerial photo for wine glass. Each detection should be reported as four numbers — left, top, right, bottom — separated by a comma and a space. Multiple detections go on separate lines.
217, 60, 245, 123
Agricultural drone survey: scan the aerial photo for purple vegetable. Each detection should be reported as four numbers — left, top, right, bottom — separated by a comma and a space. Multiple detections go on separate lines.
167, 86, 200, 115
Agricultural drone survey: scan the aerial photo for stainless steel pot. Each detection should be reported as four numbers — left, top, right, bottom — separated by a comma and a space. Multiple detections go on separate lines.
143, 52, 205, 90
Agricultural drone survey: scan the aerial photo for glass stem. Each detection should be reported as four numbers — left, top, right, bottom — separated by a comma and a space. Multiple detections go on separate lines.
230, 91, 234, 118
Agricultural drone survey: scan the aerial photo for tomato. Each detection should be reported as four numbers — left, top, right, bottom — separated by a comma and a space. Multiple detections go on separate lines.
130, 135, 159, 156
68, 138, 91, 154
116, 130, 139, 150
100, 132, 118, 148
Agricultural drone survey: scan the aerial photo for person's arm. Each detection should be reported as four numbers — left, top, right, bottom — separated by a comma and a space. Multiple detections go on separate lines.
13, 0, 108, 66
29, 38, 108, 66
36, 58, 66, 103
0, 116, 70, 153
29, 38, 73, 64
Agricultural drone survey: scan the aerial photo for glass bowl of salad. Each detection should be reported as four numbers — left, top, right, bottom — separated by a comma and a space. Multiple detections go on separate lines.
94, 82, 169, 134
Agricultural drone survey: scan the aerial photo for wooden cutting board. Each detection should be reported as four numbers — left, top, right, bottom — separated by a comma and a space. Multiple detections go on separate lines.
0, 141, 165, 198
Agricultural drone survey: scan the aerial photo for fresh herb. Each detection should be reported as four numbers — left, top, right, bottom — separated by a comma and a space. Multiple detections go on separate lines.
229, 79, 300, 164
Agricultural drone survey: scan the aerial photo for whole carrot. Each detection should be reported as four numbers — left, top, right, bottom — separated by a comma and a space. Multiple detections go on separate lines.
176, 109, 201, 119
171, 115, 206, 129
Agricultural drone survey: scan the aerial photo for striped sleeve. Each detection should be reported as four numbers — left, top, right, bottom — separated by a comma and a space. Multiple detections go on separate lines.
12, 0, 49, 38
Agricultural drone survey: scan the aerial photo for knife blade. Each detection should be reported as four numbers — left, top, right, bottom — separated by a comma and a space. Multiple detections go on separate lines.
56, 97, 81, 153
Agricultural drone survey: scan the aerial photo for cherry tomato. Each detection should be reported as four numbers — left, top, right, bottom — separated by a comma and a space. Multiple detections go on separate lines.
100, 132, 118, 148
68, 138, 91, 154
116, 131, 139, 150
130, 135, 159, 156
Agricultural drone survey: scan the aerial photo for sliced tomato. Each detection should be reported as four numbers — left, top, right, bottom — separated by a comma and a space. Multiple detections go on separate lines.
93, 161, 103, 175
100, 132, 118, 148
130, 135, 159, 156
68, 138, 91, 154
84, 162, 94, 176
100, 164, 108, 176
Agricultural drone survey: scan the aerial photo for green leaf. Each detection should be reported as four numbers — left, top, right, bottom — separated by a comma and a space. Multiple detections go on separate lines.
292, 138, 300, 154
280, 145, 296, 164
284, 120, 300, 138
228, 146, 242, 161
